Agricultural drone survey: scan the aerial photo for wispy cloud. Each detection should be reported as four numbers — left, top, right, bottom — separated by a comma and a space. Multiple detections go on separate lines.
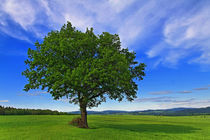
137, 96, 210, 109
135, 96, 198, 104
149, 84, 209, 95
58, 98, 69, 102
147, 1, 210, 66
0, 0, 53, 42
158, 98, 210, 109
0, 100, 9, 102
108, 0, 135, 13
193, 87, 209, 91
135, 96, 176, 102
148, 90, 172, 95
177, 90, 193, 94
0, 0, 210, 67
2, 0, 36, 30
19, 91, 49, 96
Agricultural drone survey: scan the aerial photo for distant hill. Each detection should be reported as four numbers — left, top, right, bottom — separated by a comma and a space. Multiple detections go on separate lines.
69, 107, 210, 116
2, 105, 210, 116
70, 110, 130, 115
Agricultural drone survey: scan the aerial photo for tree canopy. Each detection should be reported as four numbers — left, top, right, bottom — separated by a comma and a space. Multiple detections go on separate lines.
22, 21, 146, 128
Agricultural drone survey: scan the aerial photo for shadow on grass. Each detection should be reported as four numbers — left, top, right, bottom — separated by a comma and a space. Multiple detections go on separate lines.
97, 123, 201, 134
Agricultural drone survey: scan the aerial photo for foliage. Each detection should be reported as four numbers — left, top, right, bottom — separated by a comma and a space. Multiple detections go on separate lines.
22, 21, 146, 127
0, 105, 67, 115
22, 21, 145, 108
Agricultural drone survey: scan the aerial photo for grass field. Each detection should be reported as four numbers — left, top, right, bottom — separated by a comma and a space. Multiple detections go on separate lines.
0, 115, 210, 140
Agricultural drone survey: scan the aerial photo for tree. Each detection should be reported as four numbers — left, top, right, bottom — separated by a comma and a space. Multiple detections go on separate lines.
22, 21, 146, 128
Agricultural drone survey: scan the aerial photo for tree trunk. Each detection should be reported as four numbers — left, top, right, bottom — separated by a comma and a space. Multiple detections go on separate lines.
80, 104, 88, 128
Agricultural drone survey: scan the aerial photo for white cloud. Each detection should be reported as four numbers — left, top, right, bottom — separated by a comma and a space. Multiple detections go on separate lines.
117, 0, 188, 49
136, 96, 210, 109
58, 98, 69, 102
108, 0, 135, 13
164, 7, 210, 47
148, 3, 210, 66
193, 87, 209, 91
118, 0, 159, 48
19, 91, 49, 96
135, 96, 175, 102
0, 0, 45, 42
158, 98, 210, 109
0, 0, 136, 44
0, 100, 9, 102
134, 96, 210, 110
64, 13, 93, 31
0, 25, 33, 43
0, 0, 210, 68
148, 90, 172, 95
49, 0, 94, 31
2, 0, 36, 30
178, 90, 192, 94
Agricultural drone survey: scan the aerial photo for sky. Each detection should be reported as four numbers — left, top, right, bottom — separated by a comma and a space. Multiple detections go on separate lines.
0, 0, 210, 112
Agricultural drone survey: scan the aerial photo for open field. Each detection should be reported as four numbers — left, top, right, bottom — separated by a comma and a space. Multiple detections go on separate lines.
0, 115, 210, 140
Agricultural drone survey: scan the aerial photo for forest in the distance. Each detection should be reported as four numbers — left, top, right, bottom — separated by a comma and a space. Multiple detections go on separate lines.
0, 105, 67, 115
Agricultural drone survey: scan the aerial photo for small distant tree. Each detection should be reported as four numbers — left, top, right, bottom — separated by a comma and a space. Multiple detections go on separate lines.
22, 22, 146, 128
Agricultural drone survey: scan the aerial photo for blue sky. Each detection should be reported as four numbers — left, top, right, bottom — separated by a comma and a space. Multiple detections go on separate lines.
0, 0, 210, 112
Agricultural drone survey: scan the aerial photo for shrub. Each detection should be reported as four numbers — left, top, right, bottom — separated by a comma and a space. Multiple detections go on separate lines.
69, 117, 87, 128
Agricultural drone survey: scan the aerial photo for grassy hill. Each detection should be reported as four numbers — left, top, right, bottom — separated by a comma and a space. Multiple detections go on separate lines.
0, 115, 210, 140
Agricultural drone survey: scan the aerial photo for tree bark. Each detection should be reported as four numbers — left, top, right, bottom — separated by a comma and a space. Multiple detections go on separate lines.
80, 104, 88, 128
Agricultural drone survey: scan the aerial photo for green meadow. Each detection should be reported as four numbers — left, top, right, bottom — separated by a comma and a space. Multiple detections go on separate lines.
0, 115, 210, 140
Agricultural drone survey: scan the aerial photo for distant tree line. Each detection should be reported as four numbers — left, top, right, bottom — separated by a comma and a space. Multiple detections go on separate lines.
0, 105, 68, 115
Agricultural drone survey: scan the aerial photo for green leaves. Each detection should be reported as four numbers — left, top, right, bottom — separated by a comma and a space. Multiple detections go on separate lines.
22, 21, 146, 108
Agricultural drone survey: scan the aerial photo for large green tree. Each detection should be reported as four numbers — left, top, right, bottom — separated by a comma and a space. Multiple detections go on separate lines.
22, 22, 146, 128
